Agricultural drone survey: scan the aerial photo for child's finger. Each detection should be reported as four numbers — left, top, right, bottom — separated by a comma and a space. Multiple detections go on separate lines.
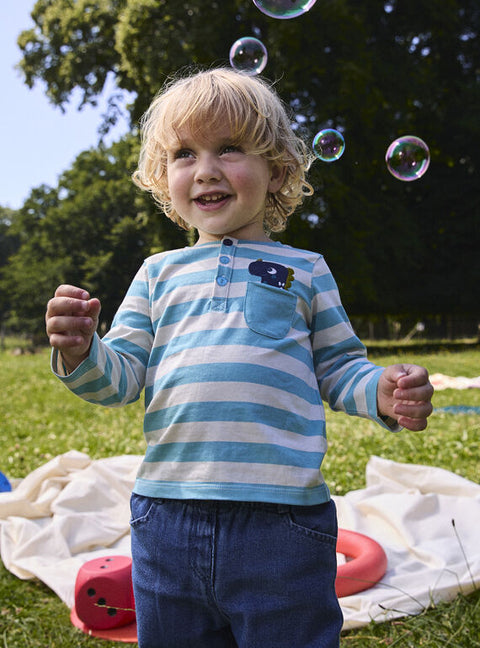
54, 284, 90, 300
394, 384, 434, 402
48, 332, 87, 350
396, 366, 431, 389
47, 314, 94, 334
396, 399, 432, 429
85, 298, 101, 318
47, 296, 90, 319
396, 415, 429, 432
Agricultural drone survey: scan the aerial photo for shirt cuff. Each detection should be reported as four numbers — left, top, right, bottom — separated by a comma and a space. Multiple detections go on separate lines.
51, 335, 99, 379
379, 413, 401, 431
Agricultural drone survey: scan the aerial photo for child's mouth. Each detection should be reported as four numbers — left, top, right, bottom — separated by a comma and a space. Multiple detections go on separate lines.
195, 193, 229, 206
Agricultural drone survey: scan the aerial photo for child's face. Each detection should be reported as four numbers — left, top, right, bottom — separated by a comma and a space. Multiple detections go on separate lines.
166, 122, 285, 243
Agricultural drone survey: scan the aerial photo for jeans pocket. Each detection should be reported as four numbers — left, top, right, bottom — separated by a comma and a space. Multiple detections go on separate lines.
129, 493, 161, 527
286, 501, 338, 546
244, 281, 297, 339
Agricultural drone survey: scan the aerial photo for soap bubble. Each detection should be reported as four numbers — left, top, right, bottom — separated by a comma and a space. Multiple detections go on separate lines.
385, 136, 430, 181
229, 37, 268, 75
312, 129, 345, 162
252, 0, 317, 19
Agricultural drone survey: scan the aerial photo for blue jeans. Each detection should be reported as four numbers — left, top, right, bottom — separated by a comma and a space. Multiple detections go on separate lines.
130, 495, 343, 648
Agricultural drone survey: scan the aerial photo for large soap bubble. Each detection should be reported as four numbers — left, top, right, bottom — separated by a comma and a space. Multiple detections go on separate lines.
229, 37, 268, 75
252, 0, 317, 19
385, 136, 430, 181
313, 129, 345, 162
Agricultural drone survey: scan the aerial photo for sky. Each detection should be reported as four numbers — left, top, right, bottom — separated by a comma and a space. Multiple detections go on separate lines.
0, 1, 131, 211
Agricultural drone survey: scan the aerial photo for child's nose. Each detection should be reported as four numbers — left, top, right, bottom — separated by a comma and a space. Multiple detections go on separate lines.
194, 154, 222, 183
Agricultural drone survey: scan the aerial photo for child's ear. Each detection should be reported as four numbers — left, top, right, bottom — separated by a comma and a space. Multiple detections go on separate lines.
268, 164, 287, 193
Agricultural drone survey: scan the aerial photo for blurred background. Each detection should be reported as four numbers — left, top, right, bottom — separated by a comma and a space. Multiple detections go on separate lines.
1, 0, 479, 344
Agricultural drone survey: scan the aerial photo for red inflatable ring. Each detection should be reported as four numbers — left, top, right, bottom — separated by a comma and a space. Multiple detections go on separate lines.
335, 529, 387, 598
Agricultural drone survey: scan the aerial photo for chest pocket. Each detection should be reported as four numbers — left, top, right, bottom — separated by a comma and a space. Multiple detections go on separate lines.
244, 281, 297, 339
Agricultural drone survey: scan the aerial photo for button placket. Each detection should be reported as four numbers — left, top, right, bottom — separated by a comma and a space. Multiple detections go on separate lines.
210, 238, 237, 311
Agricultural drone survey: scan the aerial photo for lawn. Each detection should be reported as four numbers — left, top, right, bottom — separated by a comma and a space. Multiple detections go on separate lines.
1, 343, 479, 647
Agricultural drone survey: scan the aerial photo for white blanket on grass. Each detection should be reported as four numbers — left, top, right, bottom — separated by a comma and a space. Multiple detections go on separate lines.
430, 372, 480, 390
0, 452, 479, 631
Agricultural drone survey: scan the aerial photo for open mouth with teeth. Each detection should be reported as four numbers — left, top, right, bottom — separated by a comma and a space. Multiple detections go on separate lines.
195, 193, 230, 206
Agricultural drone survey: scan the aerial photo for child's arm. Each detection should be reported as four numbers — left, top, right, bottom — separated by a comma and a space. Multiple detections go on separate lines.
377, 364, 434, 431
45, 284, 101, 374
311, 256, 433, 430
47, 266, 151, 408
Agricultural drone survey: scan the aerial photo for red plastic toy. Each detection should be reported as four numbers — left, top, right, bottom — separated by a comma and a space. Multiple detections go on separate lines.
335, 528, 388, 598
71, 555, 137, 642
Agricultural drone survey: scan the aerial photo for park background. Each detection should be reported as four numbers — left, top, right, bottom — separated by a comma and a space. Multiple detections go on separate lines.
1, 0, 479, 346
0, 1, 479, 647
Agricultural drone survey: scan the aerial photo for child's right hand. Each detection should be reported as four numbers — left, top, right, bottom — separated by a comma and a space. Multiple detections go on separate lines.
46, 285, 101, 372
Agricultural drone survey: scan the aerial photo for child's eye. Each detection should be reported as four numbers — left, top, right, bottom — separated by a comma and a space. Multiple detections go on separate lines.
221, 144, 242, 155
174, 149, 193, 160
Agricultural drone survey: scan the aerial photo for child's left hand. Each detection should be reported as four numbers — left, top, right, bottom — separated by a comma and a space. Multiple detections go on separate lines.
377, 364, 434, 431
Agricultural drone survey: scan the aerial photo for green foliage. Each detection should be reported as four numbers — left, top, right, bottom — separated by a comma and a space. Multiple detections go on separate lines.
0, 136, 188, 338
4, 0, 479, 335
0, 207, 19, 262
17, 0, 124, 111
0, 207, 21, 324
1, 187, 66, 341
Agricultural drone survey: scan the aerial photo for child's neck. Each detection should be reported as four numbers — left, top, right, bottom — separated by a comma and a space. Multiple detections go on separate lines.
196, 232, 271, 245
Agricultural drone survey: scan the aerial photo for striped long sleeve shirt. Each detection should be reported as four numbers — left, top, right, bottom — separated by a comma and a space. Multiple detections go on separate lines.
52, 237, 391, 505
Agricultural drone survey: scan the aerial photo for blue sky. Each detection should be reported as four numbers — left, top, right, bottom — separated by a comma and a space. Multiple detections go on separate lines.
1, 1, 130, 210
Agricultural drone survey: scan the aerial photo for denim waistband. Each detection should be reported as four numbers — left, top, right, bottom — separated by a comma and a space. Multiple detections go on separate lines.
145, 496, 330, 515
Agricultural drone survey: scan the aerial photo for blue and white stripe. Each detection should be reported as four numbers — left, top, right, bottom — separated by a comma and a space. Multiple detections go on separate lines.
53, 237, 388, 505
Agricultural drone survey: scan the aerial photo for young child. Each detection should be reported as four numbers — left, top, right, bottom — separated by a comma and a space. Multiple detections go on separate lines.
45, 68, 433, 648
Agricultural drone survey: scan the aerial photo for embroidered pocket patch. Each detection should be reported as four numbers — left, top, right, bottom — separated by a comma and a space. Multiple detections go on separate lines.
248, 259, 294, 290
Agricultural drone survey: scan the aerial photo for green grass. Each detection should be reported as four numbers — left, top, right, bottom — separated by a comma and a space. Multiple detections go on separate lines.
323, 349, 480, 495
1, 346, 479, 647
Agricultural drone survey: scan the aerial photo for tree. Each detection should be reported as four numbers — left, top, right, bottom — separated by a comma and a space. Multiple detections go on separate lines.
0, 207, 19, 269
14, 0, 480, 320
1, 186, 65, 340
0, 137, 188, 339
0, 207, 21, 334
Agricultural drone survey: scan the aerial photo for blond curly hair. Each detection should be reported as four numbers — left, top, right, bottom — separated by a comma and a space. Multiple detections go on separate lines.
132, 67, 314, 233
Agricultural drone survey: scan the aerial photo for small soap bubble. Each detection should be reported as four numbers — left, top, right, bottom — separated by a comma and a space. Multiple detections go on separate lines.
312, 129, 345, 162
252, 0, 317, 19
385, 135, 430, 181
229, 37, 268, 75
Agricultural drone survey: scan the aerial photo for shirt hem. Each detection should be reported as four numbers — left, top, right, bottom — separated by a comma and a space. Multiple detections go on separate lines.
132, 478, 331, 506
